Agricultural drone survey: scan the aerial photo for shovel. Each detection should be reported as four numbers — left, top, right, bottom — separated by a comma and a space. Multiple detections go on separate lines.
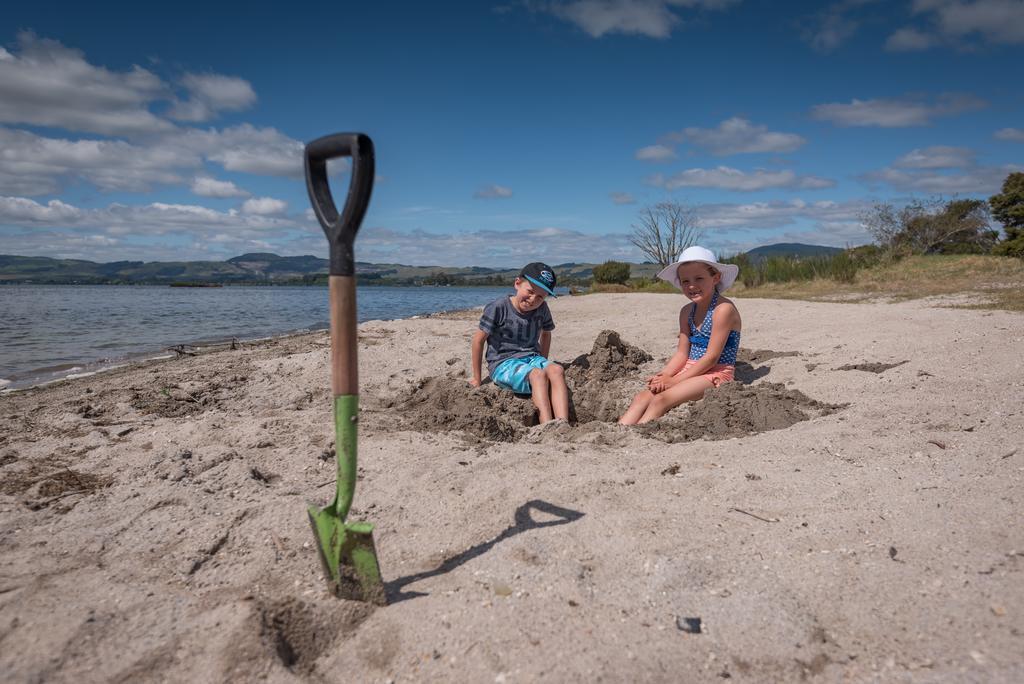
304, 132, 385, 604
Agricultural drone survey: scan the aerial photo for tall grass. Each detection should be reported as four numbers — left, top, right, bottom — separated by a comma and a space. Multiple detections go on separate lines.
723, 248, 880, 288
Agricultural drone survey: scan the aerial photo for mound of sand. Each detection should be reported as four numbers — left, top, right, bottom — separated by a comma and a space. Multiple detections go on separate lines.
564, 329, 653, 385
392, 327, 839, 446
391, 376, 537, 442
565, 329, 653, 423
640, 381, 844, 443
393, 329, 655, 440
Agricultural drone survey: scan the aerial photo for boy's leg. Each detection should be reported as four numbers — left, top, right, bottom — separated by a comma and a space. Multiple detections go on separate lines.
528, 368, 553, 422
637, 376, 714, 424
618, 389, 655, 425
544, 364, 569, 421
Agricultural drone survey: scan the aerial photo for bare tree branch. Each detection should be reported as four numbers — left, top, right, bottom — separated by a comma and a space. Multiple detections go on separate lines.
629, 201, 705, 268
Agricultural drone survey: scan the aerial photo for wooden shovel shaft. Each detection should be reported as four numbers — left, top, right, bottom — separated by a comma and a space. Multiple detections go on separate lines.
329, 275, 358, 397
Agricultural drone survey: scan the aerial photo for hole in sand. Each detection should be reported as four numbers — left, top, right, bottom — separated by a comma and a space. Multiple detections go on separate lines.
257, 598, 367, 672
835, 360, 909, 373
389, 331, 840, 444
1, 461, 114, 510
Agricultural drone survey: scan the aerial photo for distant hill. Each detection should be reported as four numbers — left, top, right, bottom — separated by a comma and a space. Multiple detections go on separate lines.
0, 243, 847, 285
0, 253, 534, 286
744, 243, 844, 262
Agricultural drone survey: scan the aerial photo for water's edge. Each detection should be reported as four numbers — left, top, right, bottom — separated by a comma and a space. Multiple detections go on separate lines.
1, 284, 511, 392
1, 306, 488, 393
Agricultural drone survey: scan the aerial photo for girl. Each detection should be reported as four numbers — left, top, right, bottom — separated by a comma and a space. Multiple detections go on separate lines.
619, 246, 741, 425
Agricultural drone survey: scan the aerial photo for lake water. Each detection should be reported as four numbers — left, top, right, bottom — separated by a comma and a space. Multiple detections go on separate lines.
0, 284, 518, 390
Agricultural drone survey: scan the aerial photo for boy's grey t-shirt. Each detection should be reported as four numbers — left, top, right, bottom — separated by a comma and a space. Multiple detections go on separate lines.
479, 296, 555, 373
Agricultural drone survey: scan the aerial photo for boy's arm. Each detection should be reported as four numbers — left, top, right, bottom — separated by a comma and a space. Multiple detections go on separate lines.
539, 330, 551, 358
470, 330, 488, 387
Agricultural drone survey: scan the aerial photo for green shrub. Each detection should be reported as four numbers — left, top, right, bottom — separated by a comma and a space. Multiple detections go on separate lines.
993, 228, 1024, 259
726, 248, 874, 288
593, 260, 631, 284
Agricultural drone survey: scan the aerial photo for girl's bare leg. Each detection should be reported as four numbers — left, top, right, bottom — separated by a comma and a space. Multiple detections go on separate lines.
637, 376, 714, 424
528, 368, 553, 423
545, 364, 569, 420
619, 389, 655, 425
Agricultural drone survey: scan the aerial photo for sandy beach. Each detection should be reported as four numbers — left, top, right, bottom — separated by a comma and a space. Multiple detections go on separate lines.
1, 292, 1022, 682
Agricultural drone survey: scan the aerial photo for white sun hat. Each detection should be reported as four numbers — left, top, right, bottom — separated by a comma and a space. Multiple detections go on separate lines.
655, 245, 740, 292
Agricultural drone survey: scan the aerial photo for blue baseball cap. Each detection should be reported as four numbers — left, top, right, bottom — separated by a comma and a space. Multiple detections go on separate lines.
519, 262, 557, 296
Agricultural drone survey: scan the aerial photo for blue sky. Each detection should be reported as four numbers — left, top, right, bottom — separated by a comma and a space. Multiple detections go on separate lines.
1, 0, 1021, 267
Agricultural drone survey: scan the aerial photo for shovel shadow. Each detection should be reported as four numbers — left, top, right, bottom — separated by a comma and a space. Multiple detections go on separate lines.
384, 499, 585, 604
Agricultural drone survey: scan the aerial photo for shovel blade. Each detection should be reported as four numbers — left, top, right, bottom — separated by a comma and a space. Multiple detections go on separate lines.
307, 506, 386, 605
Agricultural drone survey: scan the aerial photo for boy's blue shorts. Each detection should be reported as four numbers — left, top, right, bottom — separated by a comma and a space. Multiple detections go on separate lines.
491, 355, 550, 395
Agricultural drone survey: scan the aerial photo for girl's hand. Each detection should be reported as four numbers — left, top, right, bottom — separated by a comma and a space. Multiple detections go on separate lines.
647, 373, 667, 393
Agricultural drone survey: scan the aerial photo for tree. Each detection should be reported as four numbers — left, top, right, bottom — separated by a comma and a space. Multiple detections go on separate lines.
990, 172, 1024, 258
592, 260, 631, 284
861, 197, 996, 255
629, 201, 704, 268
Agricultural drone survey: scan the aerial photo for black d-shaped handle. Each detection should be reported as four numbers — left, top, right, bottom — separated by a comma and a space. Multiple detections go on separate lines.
304, 133, 375, 276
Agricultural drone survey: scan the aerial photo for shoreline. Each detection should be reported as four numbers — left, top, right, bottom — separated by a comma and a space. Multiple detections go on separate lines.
1, 301, 492, 393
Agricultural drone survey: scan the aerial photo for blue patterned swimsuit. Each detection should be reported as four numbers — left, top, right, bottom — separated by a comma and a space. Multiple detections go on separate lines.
687, 290, 740, 365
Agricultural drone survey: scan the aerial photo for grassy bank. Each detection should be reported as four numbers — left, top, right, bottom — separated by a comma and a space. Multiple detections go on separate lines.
735, 254, 1024, 311
591, 254, 1024, 312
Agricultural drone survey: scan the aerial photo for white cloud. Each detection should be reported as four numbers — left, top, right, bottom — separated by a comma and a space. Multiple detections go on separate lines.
995, 127, 1024, 142
669, 117, 806, 155
0, 32, 299, 189
806, 9, 857, 52
0, 32, 306, 201
0, 127, 195, 195
692, 198, 876, 251
355, 225, 638, 267
800, 0, 888, 53
811, 94, 986, 127
893, 146, 975, 169
635, 144, 676, 162
1, 194, 880, 264
175, 124, 306, 177
0, 195, 301, 237
698, 198, 863, 229
0, 123, 307, 197
474, 184, 514, 199
885, 27, 937, 51
888, 0, 1024, 50
933, 0, 1024, 42
863, 165, 1020, 194
546, 0, 740, 39
864, 144, 1022, 194
610, 191, 637, 204
191, 176, 250, 198
241, 197, 288, 215
649, 166, 835, 191
0, 31, 173, 137
0, 196, 83, 223
168, 73, 258, 122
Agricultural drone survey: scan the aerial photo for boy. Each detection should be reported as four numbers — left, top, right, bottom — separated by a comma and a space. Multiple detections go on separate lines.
469, 262, 569, 423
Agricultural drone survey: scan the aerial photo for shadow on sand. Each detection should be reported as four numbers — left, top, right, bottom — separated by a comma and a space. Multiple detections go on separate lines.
385, 499, 585, 603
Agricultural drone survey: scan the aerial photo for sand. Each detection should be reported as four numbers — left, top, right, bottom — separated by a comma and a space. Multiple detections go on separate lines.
1, 293, 1022, 682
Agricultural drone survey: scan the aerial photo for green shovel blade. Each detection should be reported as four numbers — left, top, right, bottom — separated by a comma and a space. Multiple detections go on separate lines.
307, 395, 385, 604
307, 508, 386, 604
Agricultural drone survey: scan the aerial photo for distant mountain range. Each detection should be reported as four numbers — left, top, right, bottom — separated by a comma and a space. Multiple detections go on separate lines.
743, 242, 844, 262
0, 243, 844, 285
